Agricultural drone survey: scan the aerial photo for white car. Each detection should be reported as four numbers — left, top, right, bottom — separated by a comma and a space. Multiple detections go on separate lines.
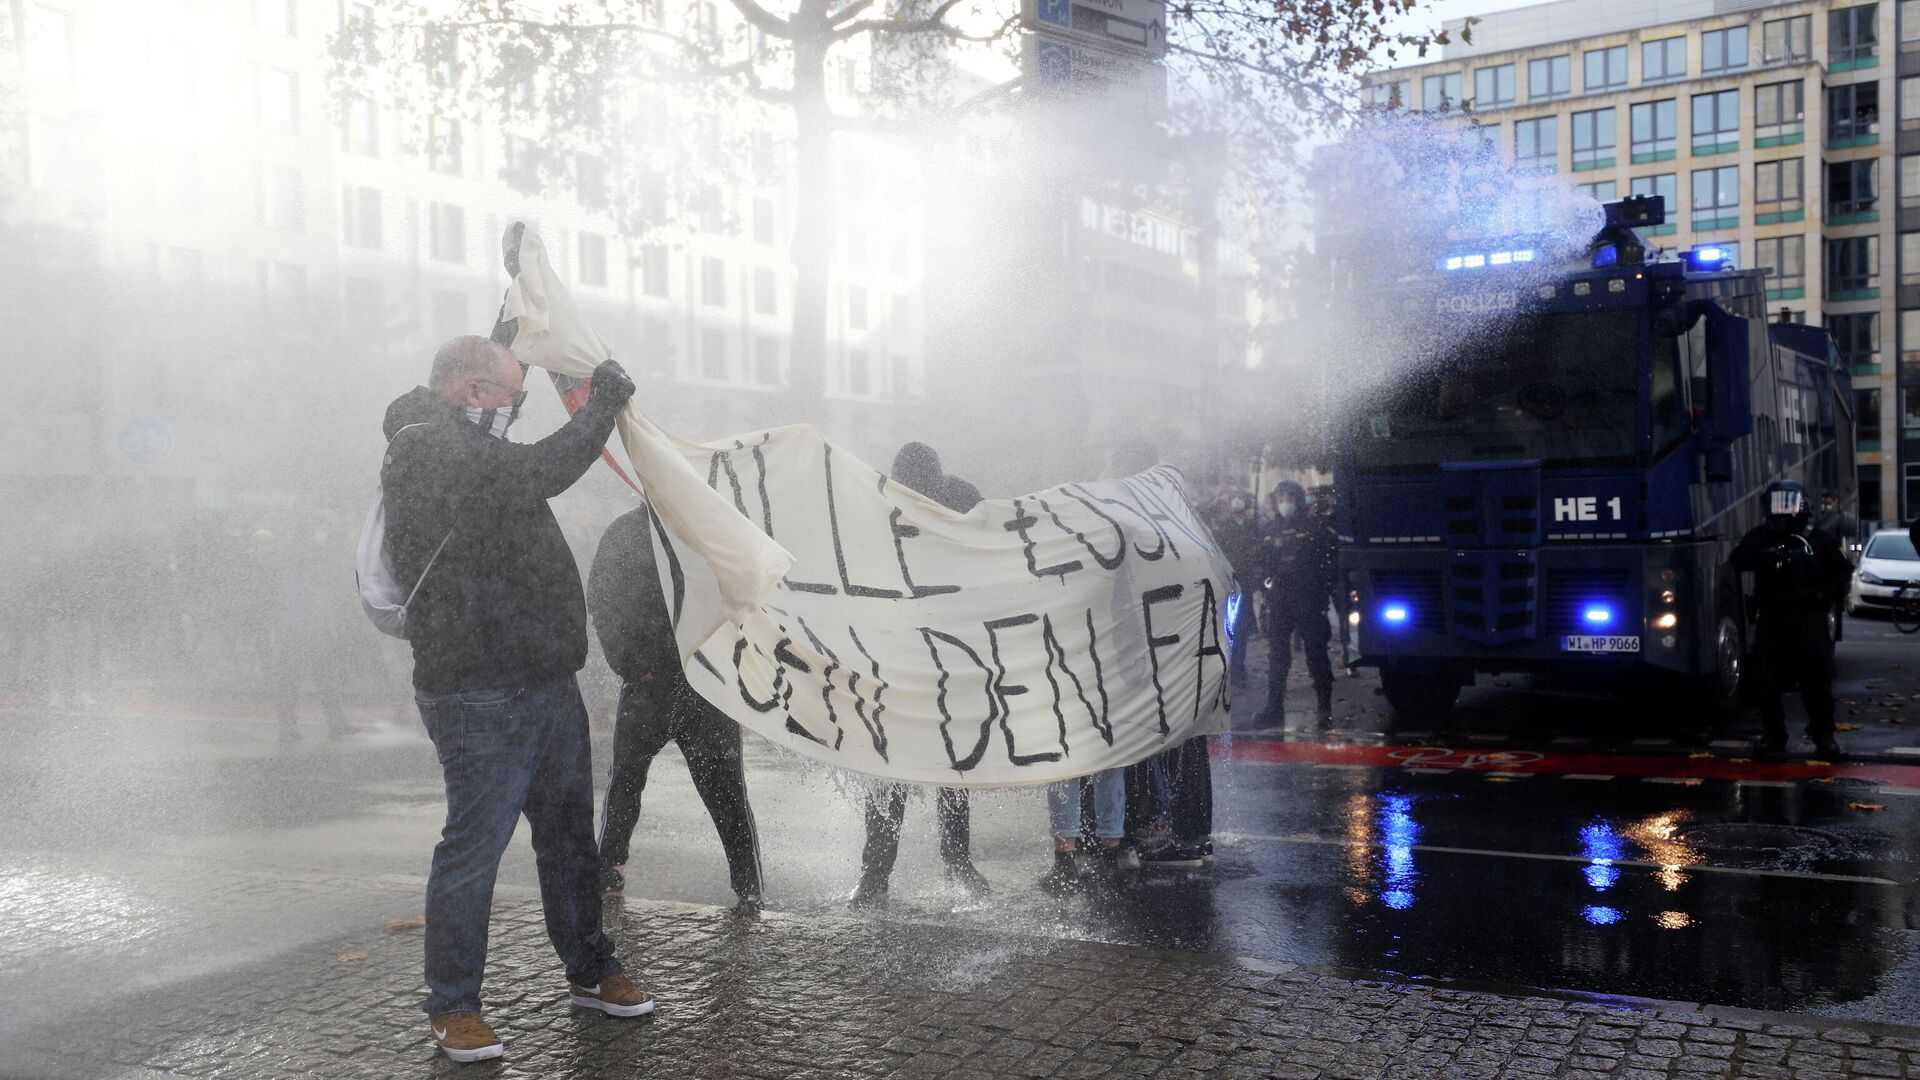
1848, 529, 1920, 615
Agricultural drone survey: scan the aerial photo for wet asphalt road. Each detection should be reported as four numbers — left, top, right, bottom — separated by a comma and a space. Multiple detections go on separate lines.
2, 615, 1919, 1047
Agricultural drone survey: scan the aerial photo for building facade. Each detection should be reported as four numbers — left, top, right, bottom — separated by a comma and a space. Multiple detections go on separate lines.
1362, 0, 1915, 524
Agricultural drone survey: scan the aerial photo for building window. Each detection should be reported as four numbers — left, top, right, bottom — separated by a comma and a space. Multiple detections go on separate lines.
642, 245, 669, 297
1903, 76, 1920, 129
1763, 15, 1812, 62
1585, 45, 1627, 92
577, 155, 608, 209
429, 202, 465, 263
1831, 4, 1879, 65
1630, 100, 1675, 160
1422, 72, 1462, 109
1755, 235, 1805, 292
1514, 116, 1557, 170
753, 266, 777, 315
505, 137, 542, 194
1701, 26, 1749, 73
1904, 308, 1920, 353
1642, 36, 1686, 83
1691, 90, 1739, 152
1831, 312, 1879, 366
702, 327, 728, 380
1571, 108, 1616, 167
1903, 155, 1920, 207
256, 66, 298, 133
579, 232, 608, 287
1829, 82, 1881, 142
1859, 390, 1883, 443
253, 0, 297, 35
1474, 63, 1515, 107
1690, 165, 1739, 223
1829, 159, 1879, 215
1906, 0, 1920, 45
1365, 80, 1408, 108
1630, 173, 1678, 216
1576, 180, 1618, 203
701, 256, 726, 306
752, 198, 776, 245
889, 294, 910, 334
1528, 56, 1570, 101
255, 163, 304, 231
24, 4, 74, 81
1904, 394, 1920, 435
431, 289, 467, 343
1902, 232, 1920, 283
847, 349, 870, 396
1755, 80, 1805, 142
848, 286, 868, 330
754, 336, 780, 385
428, 116, 462, 175
341, 185, 381, 249
1755, 158, 1805, 215
341, 96, 377, 156
1828, 236, 1881, 294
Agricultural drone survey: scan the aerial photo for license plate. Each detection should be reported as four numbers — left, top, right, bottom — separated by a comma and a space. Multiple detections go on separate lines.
1563, 635, 1641, 653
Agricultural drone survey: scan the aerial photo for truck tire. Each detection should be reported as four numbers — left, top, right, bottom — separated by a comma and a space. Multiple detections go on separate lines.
1380, 661, 1462, 726
1686, 609, 1745, 736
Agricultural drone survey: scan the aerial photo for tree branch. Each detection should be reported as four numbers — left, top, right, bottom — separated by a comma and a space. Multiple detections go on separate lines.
831, 0, 965, 40
724, 0, 795, 39
826, 0, 875, 25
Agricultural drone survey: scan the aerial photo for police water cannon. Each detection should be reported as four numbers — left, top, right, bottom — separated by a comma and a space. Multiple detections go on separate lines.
1588, 194, 1662, 268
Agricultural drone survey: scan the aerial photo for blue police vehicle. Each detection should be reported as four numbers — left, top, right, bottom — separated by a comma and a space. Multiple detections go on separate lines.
1334, 196, 1855, 726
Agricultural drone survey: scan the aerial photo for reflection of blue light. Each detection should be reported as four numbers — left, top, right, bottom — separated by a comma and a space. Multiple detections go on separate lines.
1583, 905, 1624, 925
1225, 592, 1243, 645
1592, 245, 1619, 268
1585, 864, 1621, 889
1377, 794, 1419, 911
1382, 604, 1410, 625
1581, 822, 1625, 894
1582, 604, 1615, 627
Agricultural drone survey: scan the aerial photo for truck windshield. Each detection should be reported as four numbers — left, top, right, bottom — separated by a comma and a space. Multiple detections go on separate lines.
1347, 307, 1642, 468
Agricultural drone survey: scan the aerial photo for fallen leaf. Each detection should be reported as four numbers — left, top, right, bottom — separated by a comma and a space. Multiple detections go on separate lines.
1836, 723, 1861, 732
1811, 776, 1836, 784
1866, 680, 1885, 688
1689, 752, 1713, 759
1849, 802, 1887, 812
1895, 718, 1908, 725
1729, 757, 1752, 763
1849, 709, 1865, 715
386, 918, 426, 932
338, 952, 368, 963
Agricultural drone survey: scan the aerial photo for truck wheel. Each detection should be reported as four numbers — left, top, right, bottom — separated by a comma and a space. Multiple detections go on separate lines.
1380, 661, 1462, 726
1687, 610, 1745, 736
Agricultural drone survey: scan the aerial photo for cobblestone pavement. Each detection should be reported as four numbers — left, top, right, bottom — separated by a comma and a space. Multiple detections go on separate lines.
12, 896, 1920, 1080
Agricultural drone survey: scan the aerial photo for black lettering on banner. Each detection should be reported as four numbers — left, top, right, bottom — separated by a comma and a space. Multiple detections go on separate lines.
1004, 498, 1085, 582
1118, 477, 1183, 559
825, 444, 905, 599
771, 631, 832, 747
984, 614, 1061, 765
692, 649, 723, 682
918, 627, 997, 772
1041, 610, 1111, 750
846, 626, 890, 760
644, 502, 687, 634
1133, 470, 1212, 552
795, 620, 847, 751
1141, 583, 1185, 735
883, 477, 960, 597
732, 636, 782, 713
1192, 578, 1227, 721
1042, 494, 1125, 571
1073, 483, 1165, 561
717, 446, 748, 518
780, 446, 838, 594
751, 440, 774, 535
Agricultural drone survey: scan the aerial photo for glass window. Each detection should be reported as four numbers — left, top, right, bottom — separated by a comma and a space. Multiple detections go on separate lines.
1829, 159, 1879, 214
1903, 392, 1920, 433
848, 349, 870, 396
641, 245, 669, 297
754, 336, 780, 385
1474, 63, 1515, 107
1576, 180, 1618, 202
1905, 0, 1920, 43
1642, 36, 1687, 82
701, 255, 726, 306
1572, 108, 1616, 166
1631, 172, 1678, 216
578, 232, 608, 287
429, 202, 464, 263
1860, 389, 1884, 442
1831, 4, 1879, 64
753, 267, 777, 315
1904, 308, 1920, 351
1702, 25, 1749, 73
1756, 235, 1806, 291
340, 97, 377, 156
1755, 80, 1805, 140
1764, 15, 1812, 61
1903, 76, 1920, 127
701, 327, 728, 380
341, 184, 381, 250
1691, 90, 1740, 150
1903, 154, 1920, 207
428, 115, 461, 176
1367, 80, 1408, 108
1630, 100, 1676, 157
256, 66, 298, 133
1529, 55, 1570, 101
1514, 116, 1557, 170
1755, 158, 1805, 213
1691, 165, 1740, 216
848, 286, 868, 329
577, 155, 607, 209
1902, 232, 1920, 283
1422, 72, 1462, 109
1829, 82, 1881, 140
1831, 312, 1879, 365
1828, 236, 1881, 292
1585, 46, 1627, 92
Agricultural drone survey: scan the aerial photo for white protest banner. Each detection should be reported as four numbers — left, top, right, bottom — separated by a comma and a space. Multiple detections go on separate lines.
496, 224, 1234, 787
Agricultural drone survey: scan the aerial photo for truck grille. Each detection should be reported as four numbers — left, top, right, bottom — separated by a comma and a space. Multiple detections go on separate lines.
1543, 569, 1634, 636
1369, 570, 1445, 631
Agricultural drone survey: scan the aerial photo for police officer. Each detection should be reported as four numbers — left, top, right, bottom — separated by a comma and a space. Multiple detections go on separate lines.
1730, 480, 1852, 758
1309, 485, 1353, 674
1256, 481, 1337, 730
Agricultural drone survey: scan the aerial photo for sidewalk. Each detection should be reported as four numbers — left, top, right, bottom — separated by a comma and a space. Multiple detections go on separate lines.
14, 896, 1919, 1080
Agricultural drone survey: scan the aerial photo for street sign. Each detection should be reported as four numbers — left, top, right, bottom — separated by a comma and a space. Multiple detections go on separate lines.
1022, 0, 1168, 60
1020, 34, 1169, 117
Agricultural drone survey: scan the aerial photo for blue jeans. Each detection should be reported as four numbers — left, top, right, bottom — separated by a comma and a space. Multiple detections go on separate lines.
1047, 769, 1125, 841
416, 674, 619, 1016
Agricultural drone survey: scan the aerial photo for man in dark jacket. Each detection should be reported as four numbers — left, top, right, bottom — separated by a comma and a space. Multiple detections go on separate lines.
849, 442, 992, 909
1732, 480, 1853, 759
1255, 480, 1337, 730
589, 504, 763, 915
381, 336, 651, 1063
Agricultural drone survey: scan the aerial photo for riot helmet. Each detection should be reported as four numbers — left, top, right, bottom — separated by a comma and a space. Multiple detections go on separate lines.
1764, 479, 1810, 529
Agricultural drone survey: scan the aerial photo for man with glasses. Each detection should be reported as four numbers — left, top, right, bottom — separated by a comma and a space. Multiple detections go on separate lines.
380, 335, 649, 1062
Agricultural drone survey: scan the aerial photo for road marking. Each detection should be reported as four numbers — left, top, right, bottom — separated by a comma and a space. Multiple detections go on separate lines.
1877, 785, 1920, 796
1647, 777, 1703, 786
1630, 738, 1674, 747
1711, 740, 1750, 750
1551, 736, 1593, 745
1737, 779, 1795, 788
1236, 832, 1900, 886
1563, 774, 1615, 781
1891, 748, 1920, 757
1313, 763, 1368, 771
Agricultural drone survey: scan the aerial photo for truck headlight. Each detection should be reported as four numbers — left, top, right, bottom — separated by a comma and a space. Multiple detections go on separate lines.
1652, 612, 1679, 630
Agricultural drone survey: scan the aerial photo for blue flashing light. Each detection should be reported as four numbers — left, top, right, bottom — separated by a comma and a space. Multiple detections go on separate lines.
1684, 245, 1731, 271
1582, 604, 1615, 627
1592, 244, 1619, 268
1381, 603, 1411, 625
1439, 248, 1538, 272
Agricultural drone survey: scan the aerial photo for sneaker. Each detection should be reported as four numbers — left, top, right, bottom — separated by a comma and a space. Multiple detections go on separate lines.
1116, 845, 1142, 872
1253, 705, 1285, 730
1037, 851, 1082, 896
847, 874, 889, 911
730, 894, 762, 918
569, 973, 655, 1017
1140, 844, 1207, 868
945, 861, 993, 900
1811, 737, 1844, 761
430, 1011, 503, 1063
1200, 841, 1215, 868
600, 864, 625, 896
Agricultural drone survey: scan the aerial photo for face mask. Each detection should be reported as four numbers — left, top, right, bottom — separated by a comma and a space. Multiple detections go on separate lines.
1277, 501, 1297, 519
1230, 498, 1246, 513
464, 405, 517, 439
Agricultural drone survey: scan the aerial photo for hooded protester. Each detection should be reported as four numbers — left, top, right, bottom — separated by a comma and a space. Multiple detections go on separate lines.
380, 335, 652, 1063
1256, 480, 1337, 729
1731, 480, 1852, 758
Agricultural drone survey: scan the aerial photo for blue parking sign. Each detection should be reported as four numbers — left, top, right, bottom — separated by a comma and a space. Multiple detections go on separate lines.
1037, 40, 1072, 87
1037, 0, 1070, 27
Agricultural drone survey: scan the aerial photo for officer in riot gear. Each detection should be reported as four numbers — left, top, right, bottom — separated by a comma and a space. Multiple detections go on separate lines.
1730, 480, 1852, 758
1256, 481, 1337, 730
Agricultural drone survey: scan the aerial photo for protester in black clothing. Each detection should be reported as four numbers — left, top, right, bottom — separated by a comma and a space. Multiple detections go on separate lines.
849, 442, 992, 909
1731, 480, 1853, 758
1310, 485, 1352, 673
589, 505, 763, 915
1255, 481, 1338, 729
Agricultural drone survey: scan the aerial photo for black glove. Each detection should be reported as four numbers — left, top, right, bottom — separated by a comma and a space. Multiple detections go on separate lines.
590, 359, 635, 406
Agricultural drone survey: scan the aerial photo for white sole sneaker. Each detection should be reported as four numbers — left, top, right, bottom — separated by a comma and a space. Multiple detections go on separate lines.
438, 1041, 504, 1063
569, 991, 656, 1017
